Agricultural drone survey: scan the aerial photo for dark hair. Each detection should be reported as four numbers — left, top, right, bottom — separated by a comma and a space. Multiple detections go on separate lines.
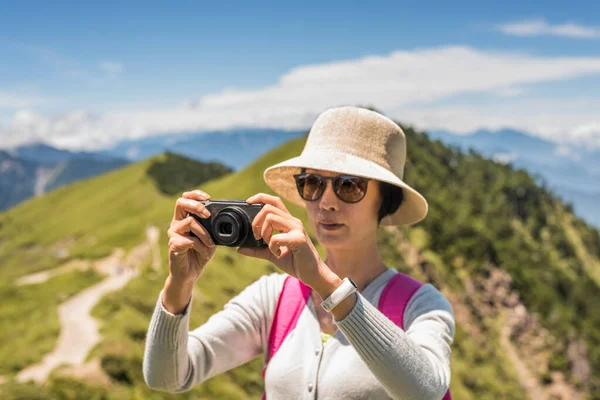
377, 181, 404, 225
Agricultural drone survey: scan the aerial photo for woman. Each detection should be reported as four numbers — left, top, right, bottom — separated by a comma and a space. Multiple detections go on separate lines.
143, 106, 455, 399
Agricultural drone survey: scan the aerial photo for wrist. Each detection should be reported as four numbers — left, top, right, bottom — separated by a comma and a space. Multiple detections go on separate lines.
163, 274, 195, 315
167, 273, 197, 289
314, 271, 343, 300
313, 268, 358, 319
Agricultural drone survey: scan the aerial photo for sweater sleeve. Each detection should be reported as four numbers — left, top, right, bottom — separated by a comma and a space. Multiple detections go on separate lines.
143, 272, 286, 393
334, 283, 455, 400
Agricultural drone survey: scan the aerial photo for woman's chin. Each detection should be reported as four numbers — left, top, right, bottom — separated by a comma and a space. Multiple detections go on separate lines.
315, 229, 351, 248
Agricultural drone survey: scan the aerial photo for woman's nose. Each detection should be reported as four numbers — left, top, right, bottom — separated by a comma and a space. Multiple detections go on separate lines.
319, 180, 339, 210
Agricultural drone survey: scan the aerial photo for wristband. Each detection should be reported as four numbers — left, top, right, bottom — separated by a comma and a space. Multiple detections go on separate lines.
321, 277, 358, 312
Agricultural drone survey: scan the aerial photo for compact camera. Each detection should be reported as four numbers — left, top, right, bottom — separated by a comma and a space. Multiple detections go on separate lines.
188, 200, 267, 248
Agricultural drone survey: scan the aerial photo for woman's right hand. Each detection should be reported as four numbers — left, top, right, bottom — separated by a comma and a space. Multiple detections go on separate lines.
163, 190, 216, 314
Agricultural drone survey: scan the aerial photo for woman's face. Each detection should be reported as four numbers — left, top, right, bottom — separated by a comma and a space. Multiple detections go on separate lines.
302, 168, 382, 250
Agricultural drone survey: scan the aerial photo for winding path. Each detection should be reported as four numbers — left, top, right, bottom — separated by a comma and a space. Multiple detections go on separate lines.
16, 226, 160, 383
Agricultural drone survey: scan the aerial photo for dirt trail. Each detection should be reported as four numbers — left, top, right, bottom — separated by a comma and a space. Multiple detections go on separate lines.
498, 311, 547, 400
16, 259, 91, 286
16, 268, 137, 383
16, 226, 160, 383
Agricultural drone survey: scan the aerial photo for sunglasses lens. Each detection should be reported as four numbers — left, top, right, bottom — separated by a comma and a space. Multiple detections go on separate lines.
296, 174, 324, 201
335, 176, 368, 203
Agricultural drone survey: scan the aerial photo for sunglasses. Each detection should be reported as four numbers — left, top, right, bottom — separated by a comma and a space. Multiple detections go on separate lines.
293, 173, 370, 203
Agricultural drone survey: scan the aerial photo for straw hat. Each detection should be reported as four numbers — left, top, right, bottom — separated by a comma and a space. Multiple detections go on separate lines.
263, 106, 428, 226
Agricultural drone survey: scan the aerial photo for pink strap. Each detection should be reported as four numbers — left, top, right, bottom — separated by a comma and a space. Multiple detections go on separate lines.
378, 272, 423, 329
379, 272, 453, 400
263, 273, 451, 400
262, 276, 311, 379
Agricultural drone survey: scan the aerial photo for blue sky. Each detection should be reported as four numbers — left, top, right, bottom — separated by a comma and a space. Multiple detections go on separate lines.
1, 0, 600, 150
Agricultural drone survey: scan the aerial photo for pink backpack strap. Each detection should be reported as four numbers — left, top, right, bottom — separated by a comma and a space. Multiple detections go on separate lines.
378, 272, 423, 329
262, 276, 311, 380
378, 272, 453, 400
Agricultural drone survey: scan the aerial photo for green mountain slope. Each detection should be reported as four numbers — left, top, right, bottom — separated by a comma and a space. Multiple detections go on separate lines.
1, 127, 599, 399
0, 152, 232, 389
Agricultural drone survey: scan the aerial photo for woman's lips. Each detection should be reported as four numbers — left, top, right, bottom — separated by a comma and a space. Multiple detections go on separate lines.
319, 222, 344, 231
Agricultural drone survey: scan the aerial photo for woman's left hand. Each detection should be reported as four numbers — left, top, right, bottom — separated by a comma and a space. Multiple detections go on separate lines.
237, 193, 340, 296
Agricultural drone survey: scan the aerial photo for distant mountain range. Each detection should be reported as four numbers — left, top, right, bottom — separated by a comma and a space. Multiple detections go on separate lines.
95, 129, 306, 170
2, 127, 597, 229
0, 130, 305, 213
0, 145, 129, 212
427, 129, 600, 228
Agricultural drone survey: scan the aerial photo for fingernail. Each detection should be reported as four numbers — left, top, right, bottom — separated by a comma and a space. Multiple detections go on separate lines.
202, 209, 211, 218
247, 195, 256, 201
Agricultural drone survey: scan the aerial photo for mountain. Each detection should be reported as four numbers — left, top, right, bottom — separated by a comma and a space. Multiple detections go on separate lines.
0, 144, 130, 212
427, 128, 600, 228
1, 130, 305, 212
1, 124, 600, 399
10, 143, 89, 165
0, 150, 40, 211
95, 129, 306, 170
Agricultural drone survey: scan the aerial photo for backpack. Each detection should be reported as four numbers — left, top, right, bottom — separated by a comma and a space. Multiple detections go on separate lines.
262, 273, 452, 400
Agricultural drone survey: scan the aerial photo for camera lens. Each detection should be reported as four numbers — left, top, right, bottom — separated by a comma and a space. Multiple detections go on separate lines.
219, 223, 233, 235
211, 207, 249, 246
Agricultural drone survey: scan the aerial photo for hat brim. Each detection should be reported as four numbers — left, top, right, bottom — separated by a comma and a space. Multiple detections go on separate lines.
263, 150, 428, 226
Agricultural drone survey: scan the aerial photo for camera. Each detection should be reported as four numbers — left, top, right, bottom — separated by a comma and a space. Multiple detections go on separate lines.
187, 200, 267, 248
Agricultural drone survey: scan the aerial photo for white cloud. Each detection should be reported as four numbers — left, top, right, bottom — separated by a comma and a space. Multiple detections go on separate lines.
0, 92, 48, 109
1, 45, 600, 151
554, 145, 582, 162
493, 152, 518, 164
498, 18, 600, 39
99, 61, 124, 77
494, 86, 527, 97
399, 98, 600, 147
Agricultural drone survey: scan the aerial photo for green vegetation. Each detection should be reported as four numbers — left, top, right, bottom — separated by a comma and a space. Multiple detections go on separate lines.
146, 151, 233, 196
2, 376, 110, 400
403, 128, 600, 397
1, 124, 599, 399
0, 269, 103, 375
0, 153, 232, 396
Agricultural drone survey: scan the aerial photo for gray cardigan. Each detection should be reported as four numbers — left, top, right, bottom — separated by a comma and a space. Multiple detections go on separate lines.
143, 268, 455, 400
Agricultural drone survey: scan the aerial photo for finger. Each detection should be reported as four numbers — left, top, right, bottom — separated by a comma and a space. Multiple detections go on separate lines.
170, 216, 215, 248
188, 234, 206, 254
252, 204, 288, 236
255, 205, 287, 239
269, 231, 304, 255
168, 234, 195, 255
187, 217, 215, 248
173, 232, 206, 254
246, 193, 290, 213
173, 197, 211, 222
182, 190, 211, 201
260, 214, 275, 244
252, 206, 296, 240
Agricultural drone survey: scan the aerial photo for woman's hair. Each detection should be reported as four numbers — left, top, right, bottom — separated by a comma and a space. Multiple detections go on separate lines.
299, 168, 403, 224
378, 181, 403, 225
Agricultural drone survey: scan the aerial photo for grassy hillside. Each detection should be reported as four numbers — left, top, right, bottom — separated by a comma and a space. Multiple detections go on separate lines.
0, 153, 231, 386
1, 125, 599, 399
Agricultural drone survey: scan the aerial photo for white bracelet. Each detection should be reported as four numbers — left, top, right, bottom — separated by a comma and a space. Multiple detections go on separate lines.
321, 277, 358, 312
